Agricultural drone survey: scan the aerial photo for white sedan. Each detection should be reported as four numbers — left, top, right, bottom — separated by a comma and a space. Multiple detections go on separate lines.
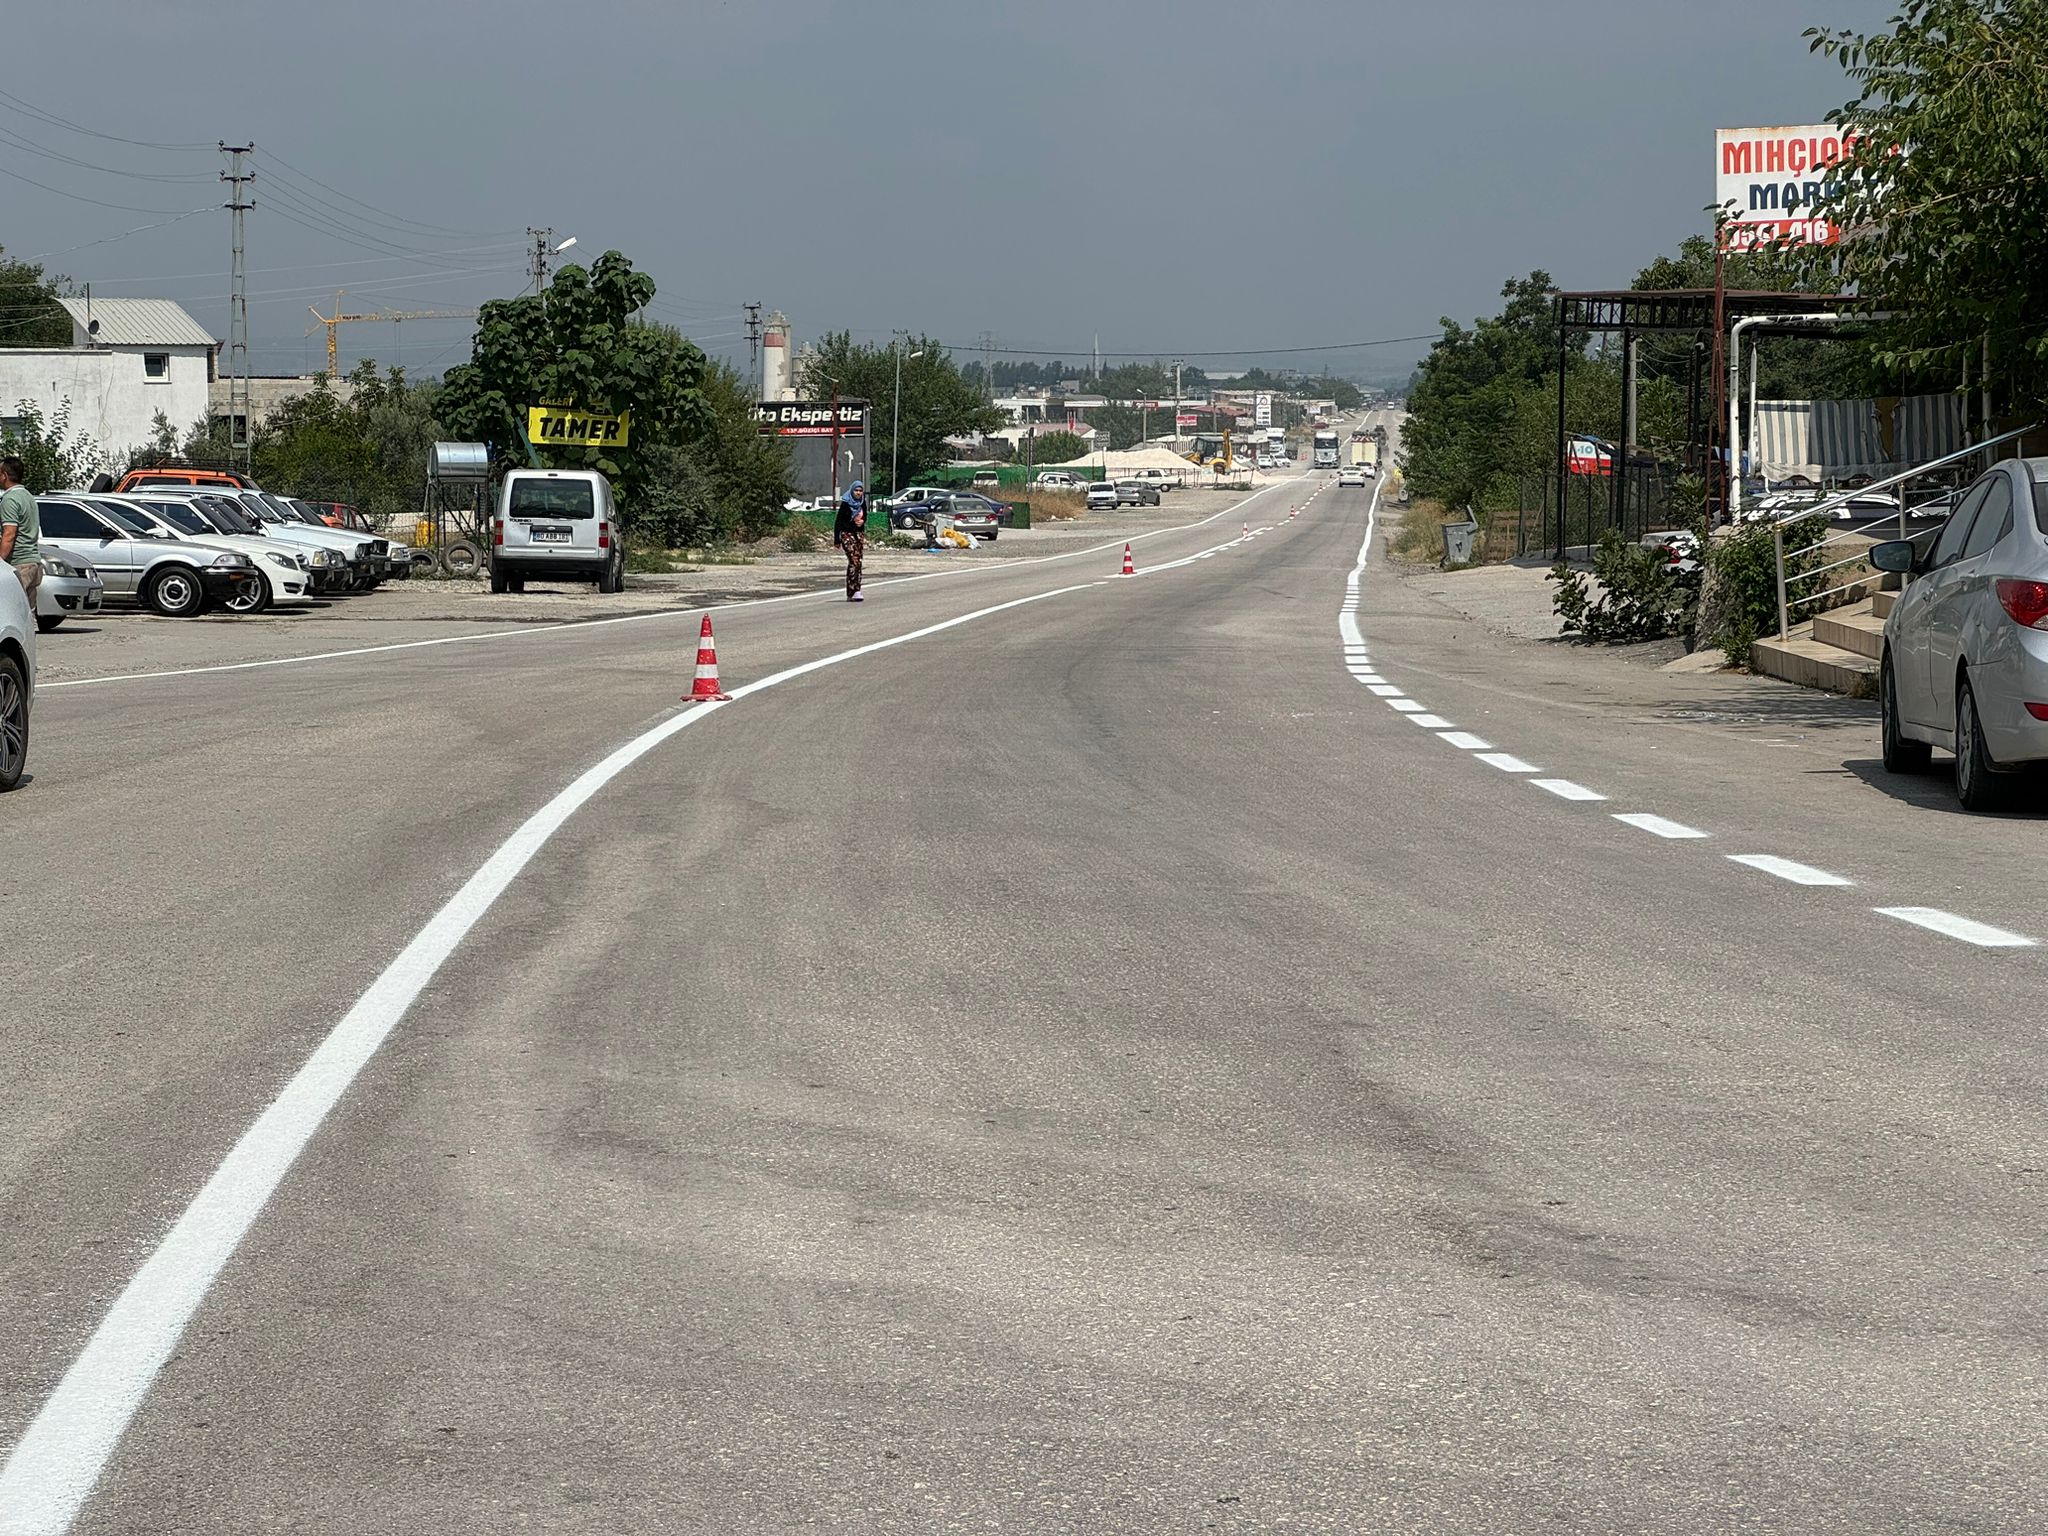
0, 565, 33, 790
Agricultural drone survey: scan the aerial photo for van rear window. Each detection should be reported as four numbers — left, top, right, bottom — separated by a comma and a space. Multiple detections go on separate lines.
2033, 480, 2048, 536
509, 480, 595, 519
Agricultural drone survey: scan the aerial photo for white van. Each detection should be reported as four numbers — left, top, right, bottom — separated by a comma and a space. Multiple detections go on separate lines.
491, 469, 623, 593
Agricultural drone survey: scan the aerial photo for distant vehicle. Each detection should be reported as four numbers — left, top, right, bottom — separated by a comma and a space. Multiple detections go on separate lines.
1313, 428, 1340, 469
84, 495, 314, 612
971, 470, 1001, 488
136, 490, 352, 594
884, 485, 951, 509
1255, 454, 1277, 471
35, 493, 259, 618
293, 498, 373, 534
1085, 481, 1120, 512
944, 491, 1014, 531
1130, 468, 1176, 490
1337, 467, 1369, 488
890, 493, 999, 541
1033, 471, 1081, 491
1871, 456, 2048, 810
1350, 439, 1380, 473
114, 466, 257, 493
491, 469, 624, 593
0, 565, 30, 790
1115, 480, 1161, 506
34, 550, 102, 632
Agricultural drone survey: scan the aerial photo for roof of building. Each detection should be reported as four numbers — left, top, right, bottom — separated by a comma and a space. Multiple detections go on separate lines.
58, 297, 215, 349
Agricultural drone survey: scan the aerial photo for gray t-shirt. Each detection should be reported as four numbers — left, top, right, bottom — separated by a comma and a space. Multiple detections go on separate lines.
0, 484, 38, 567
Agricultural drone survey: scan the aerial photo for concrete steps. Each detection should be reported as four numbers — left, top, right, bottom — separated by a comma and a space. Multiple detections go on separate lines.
1749, 593, 1886, 698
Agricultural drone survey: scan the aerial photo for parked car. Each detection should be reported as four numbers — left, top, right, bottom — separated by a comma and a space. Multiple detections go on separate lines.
883, 485, 951, 510
1115, 480, 1161, 507
1337, 466, 1369, 488
971, 470, 1001, 489
1129, 468, 1176, 492
91, 495, 317, 611
223, 492, 386, 588
1256, 455, 1277, 471
1085, 481, 1120, 512
133, 490, 349, 595
942, 491, 1013, 532
292, 498, 373, 534
34, 550, 103, 632
1871, 456, 2048, 810
113, 466, 257, 494
491, 468, 624, 593
1742, 489, 1914, 526
35, 493, 259, 617
0, 566, 30, 790
891, 493, 999, 542
1033, 471, 1081, 491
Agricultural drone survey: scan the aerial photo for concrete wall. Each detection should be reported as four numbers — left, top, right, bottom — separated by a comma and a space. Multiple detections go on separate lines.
0, 346, 211, 455
208, 374, 357, 427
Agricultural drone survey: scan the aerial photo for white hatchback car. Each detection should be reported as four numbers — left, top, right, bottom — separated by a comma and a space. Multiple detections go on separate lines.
1085, 481, 1120, 512
1, 565, 34, 790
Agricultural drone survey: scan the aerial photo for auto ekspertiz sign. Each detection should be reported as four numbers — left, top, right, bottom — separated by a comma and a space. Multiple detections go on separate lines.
753, 400, 870, 437
1716, 126, 1858, 249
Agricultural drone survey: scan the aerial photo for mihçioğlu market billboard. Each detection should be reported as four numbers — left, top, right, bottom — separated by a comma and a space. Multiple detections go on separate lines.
1716, 125, 1857, 249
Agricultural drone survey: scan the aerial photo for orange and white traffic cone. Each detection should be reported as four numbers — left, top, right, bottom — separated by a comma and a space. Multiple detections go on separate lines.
1242, 523, 1250, 541
1119, 542, 1136, 577
684, 613, 731, 701
1290, 504, 1298, 519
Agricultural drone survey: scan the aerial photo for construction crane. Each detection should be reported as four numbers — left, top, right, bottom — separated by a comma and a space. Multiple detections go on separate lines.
307, 291, 477, 377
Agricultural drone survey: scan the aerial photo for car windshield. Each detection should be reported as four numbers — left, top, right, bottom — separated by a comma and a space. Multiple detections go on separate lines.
235, 493, 283, 523
89, 500, 168, 537
196, 498, 261, 534
509, 480, 596, 519
140, 501, 212, 536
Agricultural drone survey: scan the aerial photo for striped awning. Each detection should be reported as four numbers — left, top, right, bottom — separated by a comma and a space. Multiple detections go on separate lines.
1751, 394, 1965, 483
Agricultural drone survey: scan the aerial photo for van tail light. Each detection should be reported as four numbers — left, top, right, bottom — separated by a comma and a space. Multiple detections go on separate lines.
599, 520, 611, 549
492, 520, 503, 546
1995, 578, 2048, 629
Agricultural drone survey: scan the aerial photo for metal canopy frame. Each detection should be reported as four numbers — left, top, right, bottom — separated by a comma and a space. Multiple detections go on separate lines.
1551, 289, 1868, 559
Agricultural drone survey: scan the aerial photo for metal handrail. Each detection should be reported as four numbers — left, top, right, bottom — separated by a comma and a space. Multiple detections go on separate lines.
1770, 424, 2039, 640
1758, 423, 2034, 530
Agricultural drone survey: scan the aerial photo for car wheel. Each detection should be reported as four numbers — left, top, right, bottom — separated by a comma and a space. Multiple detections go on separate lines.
443, 539, 483, 577
1881, 651, 1931, 773
598, 557, 622, 594
144, 565, 206, 618
222, 571, 271, 615
489, 564, 509, 594
983, 530, 997, 542
0, 649, 25, 791
1953, 674, 2010, 812
35, 615, 62, 633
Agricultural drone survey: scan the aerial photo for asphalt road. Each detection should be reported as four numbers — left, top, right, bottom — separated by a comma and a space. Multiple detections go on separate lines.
2, 473, 2042, 1534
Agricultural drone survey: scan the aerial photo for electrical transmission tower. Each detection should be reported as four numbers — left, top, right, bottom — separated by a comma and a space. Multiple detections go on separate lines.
745, 302, 763, 372
528, 228, 555, 293
220, 142, 254, 468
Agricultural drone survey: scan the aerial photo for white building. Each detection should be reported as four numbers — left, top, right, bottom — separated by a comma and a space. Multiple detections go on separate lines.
0, 298, 216, 456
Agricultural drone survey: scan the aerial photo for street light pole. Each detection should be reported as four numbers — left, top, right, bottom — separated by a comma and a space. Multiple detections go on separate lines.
891, 335, 925, 497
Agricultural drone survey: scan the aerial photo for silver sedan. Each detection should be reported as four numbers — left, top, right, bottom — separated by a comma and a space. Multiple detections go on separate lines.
36, 550, 104, 633
1874, 455, 2048, 809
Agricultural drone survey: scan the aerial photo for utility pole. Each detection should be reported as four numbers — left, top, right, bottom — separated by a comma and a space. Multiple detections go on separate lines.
220, 142, 254, 469
1172, 358, 1183, 451
745, 302, 763, 373
977, 330, 996, 403
527, 228, 555, 295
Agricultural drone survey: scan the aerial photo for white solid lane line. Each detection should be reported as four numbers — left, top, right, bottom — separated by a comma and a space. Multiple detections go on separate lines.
1437, 732, 1494, 751
1474, 752, 1539, 774
0, 579, 1101, 1536
1873, 907, 2036, 948
1613, 812, 1709, 840
1531, 778, 1608, 802
1728, 853, 1852, 888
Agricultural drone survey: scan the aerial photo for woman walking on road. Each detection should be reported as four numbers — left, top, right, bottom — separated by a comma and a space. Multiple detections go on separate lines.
834, 481, 867, 602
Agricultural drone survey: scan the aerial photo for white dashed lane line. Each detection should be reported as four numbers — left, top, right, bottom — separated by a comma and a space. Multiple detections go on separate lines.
1474, 752, 1540, 774
1437, 732, 1493, 751
1408, 714, 1455, 730
1873, 908, 2036, 948
1531, 778, 1607, 802
1612, 813, 1709, 840
1728, 853, 1852, 887
1387, 699, 1426, 714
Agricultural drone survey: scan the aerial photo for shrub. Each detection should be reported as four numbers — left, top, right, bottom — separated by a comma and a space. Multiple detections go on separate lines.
1550, 529, 1694, 643
781, 519, 821, 553
1697, 513, 1828, 668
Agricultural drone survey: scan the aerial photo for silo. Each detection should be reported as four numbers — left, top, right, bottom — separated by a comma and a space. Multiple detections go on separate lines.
762, 311, 794, 401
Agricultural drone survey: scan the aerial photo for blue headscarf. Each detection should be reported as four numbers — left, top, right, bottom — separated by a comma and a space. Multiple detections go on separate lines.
842, 480, 865, 508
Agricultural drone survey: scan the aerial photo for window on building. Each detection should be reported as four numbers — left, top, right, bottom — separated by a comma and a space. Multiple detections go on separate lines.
143, 352, 170, 380
0, 416, 26, 442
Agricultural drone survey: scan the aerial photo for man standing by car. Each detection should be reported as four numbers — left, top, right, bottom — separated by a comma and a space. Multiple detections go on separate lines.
0, 456, 39, 608
833, 480, 867, 603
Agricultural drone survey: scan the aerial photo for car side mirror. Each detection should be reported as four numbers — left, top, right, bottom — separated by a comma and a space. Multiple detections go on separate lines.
1867, 539, 1915, 575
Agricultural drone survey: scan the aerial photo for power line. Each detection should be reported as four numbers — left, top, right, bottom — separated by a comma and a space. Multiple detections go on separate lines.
951, 332, 1439, 360
0, 86, 215, 151
255, 147, 518, 241
0, 158, 209, 215
23, 207, 213, 263
0, 123, 216, 184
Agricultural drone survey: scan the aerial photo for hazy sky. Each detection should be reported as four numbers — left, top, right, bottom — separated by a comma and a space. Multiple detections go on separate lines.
4, 0, 1895, 383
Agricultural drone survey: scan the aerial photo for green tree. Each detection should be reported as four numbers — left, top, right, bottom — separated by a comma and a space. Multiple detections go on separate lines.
0, 249, 70, 348
2, 400, 107, 491
628, 356, 789, 545
1030, 430, 1087, 464
800, 332, 1000, 492
1801, 2, 2048, 410
436, 251, 709, 508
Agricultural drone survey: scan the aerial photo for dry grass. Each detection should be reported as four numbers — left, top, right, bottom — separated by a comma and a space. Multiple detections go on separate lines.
1030, 491, 1090, 521
1392, 497, 1453, 562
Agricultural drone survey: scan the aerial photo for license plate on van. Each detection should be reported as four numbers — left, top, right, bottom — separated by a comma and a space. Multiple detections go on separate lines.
530, 527, 570, 543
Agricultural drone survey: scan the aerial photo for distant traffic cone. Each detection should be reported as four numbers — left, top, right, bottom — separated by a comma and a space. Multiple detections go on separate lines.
1242, 523, 1250, 541
1290, 504, 1299, 519
685, 613, 731, 701
1119, 542, 1136, 577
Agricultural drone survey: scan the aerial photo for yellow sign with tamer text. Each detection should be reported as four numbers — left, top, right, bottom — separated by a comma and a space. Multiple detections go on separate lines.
527, 406, 630, 449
